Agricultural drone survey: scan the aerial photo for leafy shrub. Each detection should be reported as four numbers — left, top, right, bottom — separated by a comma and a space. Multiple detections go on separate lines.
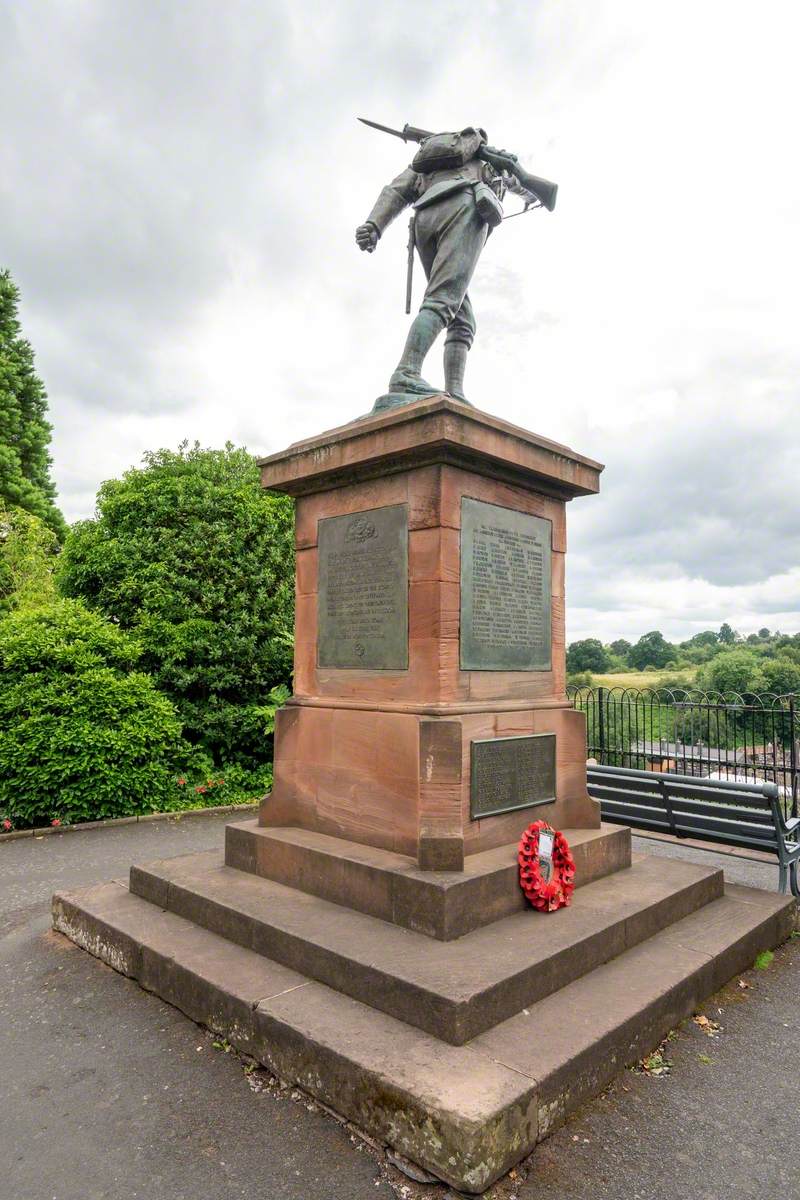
698, 648, 767, 697
164, 760, 274, 811
0, 600, 183, 828
567, 670, 593, 688
761, 656, 800, 696
655, 675, 695, 697
0, 504, 59, 615
57, 442, 294, 770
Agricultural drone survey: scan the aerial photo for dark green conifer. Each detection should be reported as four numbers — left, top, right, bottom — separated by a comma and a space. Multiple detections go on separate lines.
0, 270, 65, 538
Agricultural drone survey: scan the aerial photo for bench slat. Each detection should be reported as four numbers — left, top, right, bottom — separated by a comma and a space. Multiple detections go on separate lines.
665, 783, 771, 809
601, 811, 673, 833
672, 812, 778, 844
588, 785, 666, 809
667, 799, 774, 826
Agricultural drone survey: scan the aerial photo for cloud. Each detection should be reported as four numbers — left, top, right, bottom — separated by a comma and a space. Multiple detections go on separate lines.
2, 0, 798, 641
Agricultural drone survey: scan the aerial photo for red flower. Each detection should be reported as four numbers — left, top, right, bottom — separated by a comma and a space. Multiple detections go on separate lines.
177, 777, 186, 786
517, 821, 575, 913
51, 818, 62, 827
2, 818, 12, 831
195, 785, 207, 794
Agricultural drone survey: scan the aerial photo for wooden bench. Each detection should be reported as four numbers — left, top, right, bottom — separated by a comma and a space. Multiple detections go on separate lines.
587, 763, 800, 897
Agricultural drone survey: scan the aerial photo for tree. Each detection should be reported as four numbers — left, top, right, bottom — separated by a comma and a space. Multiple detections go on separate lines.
685, 630, 719, 648
566, 638, 610, 674
0, 270, 65, 538
57, 442, 294, 769
702, 648, 766, 696
761, 656, 800, 696
718, 622, 737, 644
0, 505, 59, 615
758, 628, 770, 639
628, 630, 674, 670
609, 639, 631, 660
0, 600, 182, 827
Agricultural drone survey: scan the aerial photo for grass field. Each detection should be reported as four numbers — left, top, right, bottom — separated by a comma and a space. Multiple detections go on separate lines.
586, 667, 699, 690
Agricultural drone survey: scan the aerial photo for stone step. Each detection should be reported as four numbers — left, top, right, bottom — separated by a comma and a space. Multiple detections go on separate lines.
129, 848, 723, 1044
472, 881, 796, 1138
224, 819, 631, 940
52, 877, 794, 1194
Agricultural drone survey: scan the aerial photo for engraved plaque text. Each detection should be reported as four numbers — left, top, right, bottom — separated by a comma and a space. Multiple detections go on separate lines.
317, 503, 408, 670
460, 497, 552, 671
470, 733, 556, 819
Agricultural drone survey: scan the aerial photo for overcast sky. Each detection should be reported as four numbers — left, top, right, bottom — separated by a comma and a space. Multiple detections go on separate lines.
3, 0, 798, 644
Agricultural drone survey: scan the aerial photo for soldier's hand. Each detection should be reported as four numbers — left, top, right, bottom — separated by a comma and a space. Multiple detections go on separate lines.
484, 145, 518, 166
482, 146, 520, 170
355, 223, 379, 253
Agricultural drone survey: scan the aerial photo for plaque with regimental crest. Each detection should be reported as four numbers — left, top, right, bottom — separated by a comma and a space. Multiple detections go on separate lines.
460, 497, 552, 671
317, 503, 408, 670
470, 733, 556, 819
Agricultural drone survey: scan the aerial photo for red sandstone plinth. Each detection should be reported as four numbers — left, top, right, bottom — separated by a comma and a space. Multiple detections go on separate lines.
258, 397, 604, 870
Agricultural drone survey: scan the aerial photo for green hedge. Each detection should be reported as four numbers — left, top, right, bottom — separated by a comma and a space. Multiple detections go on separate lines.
0, 600, 183, 828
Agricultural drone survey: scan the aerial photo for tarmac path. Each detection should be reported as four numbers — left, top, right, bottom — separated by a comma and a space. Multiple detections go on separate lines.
1, 815, 796, 1200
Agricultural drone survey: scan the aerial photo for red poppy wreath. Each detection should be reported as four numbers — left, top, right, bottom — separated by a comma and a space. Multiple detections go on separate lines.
518, 820, 576, 912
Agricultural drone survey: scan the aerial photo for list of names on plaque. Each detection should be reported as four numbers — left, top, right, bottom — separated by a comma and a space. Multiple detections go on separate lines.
470, 733, 556, 819
460, 497, 552, 671
317, 503, 408, 670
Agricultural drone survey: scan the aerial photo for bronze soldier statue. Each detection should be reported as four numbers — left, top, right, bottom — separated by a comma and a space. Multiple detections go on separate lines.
355, 121, 557, 411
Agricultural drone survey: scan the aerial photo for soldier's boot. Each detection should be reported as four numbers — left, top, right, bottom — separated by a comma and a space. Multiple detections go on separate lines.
444, 339, 471, 404
388, 308, 445, 396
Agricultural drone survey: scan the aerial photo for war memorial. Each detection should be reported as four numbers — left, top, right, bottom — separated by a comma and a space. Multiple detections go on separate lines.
52, 126, 794, 1193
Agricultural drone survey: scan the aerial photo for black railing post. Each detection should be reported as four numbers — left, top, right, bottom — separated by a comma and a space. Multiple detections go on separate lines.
790, 696, 798, 820
597, 686, 606, 765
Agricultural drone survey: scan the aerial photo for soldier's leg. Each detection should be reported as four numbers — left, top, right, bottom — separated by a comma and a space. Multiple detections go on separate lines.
387, 212, 443, 396
417, 196, 486, 399
387, 310, 445, 396
444, 294, 476, 402
388, 194, 486, 397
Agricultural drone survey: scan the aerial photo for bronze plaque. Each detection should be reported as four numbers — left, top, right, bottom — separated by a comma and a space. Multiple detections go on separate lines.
460, 497, 552, 671
317, 503, 408, 670
470, 733, 556, 819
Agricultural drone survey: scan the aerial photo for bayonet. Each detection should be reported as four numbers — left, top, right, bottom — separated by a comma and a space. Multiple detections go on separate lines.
358, 118, 433, 144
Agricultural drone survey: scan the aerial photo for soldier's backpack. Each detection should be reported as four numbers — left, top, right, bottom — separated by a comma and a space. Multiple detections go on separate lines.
411, 127, 486, 174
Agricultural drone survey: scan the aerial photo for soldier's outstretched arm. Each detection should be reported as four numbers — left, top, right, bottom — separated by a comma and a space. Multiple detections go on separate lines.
355, 168, 420, 253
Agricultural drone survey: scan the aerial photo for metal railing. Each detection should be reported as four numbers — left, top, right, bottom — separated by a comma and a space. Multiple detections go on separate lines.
568, 685, 799, 819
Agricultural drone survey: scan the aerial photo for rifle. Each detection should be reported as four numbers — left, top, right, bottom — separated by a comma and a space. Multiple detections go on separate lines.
405, 214, 415, 315
358, 118, 558, 212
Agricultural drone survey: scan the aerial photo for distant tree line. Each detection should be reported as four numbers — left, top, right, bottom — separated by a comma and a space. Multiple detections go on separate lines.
567, 625, 800, 696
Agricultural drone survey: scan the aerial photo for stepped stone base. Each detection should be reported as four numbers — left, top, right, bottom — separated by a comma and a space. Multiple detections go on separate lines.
224, 819, 631, 939
128, 847, 721, 1044
52, 841, 794, 1192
